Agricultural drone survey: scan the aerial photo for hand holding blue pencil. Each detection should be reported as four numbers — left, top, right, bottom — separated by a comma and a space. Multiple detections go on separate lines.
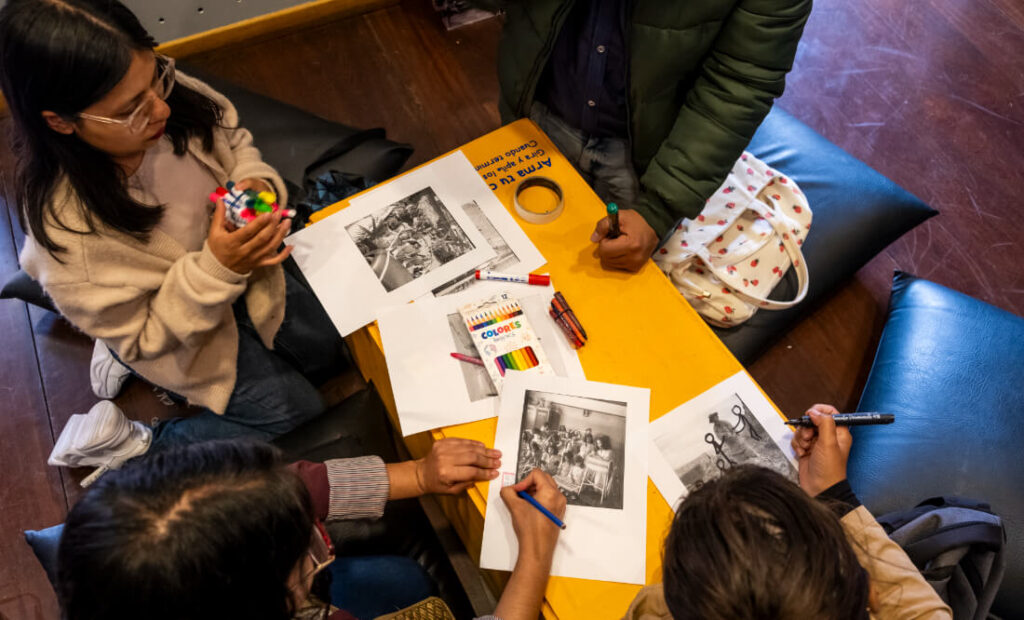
500, 469, 568, 535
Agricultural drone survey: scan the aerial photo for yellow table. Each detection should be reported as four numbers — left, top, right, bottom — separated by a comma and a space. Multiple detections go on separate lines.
311, 120, 776, 618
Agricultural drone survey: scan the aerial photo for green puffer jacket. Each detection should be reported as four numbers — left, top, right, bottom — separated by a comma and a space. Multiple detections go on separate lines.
478, 0, 812, 237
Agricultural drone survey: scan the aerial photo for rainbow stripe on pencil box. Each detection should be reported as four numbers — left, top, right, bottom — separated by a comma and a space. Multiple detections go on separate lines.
494, 346, 539, 376
466, 302, 525, 332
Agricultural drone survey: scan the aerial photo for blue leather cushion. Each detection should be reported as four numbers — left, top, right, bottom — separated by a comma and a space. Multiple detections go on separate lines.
712, 108, 937, 364
849, 272, 1024, 617
23, 523, 64, 588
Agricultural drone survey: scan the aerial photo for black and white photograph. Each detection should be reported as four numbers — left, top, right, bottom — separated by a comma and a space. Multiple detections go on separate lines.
433, 200, 521, 296
654, 392, 796, 494
345, 187, 476, 293
514, 390, 626, 510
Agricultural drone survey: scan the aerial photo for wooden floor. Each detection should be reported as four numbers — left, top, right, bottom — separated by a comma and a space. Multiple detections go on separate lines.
1, 0, 1021, 616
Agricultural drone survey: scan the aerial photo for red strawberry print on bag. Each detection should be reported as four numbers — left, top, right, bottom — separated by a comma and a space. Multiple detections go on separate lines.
747, 185, 756, 192
726, 202, 736, 209
750, 259, 759, 267
681, 240, 688, 247
659, 248, 668, 254
766, 169, 774, 177
771, 194, 781, 201
724, 306, 734, 314
722, 287, 731, 294
772, 266, 782, 275
697, 215, 705, 222
717, 219, 727, 225
751, 279, 759, 286
727, 265, 737, 275
779, 177, 788, 184
737, 225, 744, 231
746, 168, 754, 175
723, 186, 735, 194
716, 235, 724, 243
718, 248, 727, 255
793, 205, 803, 214
797, 239, 803, 246
741, 154, 748, 161
721, 316, 731, 322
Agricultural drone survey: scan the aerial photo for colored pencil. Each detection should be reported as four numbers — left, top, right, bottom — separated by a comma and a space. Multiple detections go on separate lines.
450, 352, 485, 367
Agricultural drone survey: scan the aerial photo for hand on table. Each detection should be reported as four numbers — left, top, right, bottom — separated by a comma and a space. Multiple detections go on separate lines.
207, 199, 292, 273
790, 404, 853, 497
500, 468, 567, 564
414, 438, 502, 495
590, 208, 660, 272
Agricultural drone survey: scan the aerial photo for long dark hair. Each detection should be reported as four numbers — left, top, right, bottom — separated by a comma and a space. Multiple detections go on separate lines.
662, 466, 870, 619
0, 0, 222, 256
57, 440, 315, 620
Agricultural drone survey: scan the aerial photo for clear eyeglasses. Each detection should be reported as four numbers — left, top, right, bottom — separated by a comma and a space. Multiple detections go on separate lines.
77, 54, 176, 135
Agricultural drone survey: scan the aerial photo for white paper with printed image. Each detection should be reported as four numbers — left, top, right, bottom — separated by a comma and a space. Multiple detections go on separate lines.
377, 283, 584, 436
648, 370, 797, 510
479, 374, 650, 584
287, 152, 495, 336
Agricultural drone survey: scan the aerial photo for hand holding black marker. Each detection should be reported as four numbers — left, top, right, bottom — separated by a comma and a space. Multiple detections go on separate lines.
785, 412, 894, 427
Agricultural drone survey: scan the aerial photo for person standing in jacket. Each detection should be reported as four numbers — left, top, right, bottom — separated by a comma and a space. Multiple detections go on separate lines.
478, 0, 811, 272
1, 0, 349, 463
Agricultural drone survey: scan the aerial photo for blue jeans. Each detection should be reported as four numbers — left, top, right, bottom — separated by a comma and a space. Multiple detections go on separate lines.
329, 555, 435, 619
529, 102, 639, 207
150, 268, 347, 449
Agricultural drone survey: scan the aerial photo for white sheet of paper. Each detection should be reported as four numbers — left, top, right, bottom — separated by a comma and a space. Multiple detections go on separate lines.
377, 283, 585, 436
648, 370, 797, 510
479, 374, 650, 584
287, 151, 495, 336
424, 185, 546, 297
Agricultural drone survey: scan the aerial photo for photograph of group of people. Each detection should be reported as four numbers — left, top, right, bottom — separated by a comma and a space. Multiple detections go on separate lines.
514, 390, 626, 509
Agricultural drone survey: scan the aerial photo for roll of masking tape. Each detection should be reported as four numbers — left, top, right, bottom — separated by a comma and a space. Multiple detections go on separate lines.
513, 176, 564, 224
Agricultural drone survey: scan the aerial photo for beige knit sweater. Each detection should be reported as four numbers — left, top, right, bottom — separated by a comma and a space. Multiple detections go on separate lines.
20, 73, 288, 414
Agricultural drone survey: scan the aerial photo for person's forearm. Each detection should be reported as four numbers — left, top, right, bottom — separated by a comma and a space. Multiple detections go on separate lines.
385, 460, 424, 500
492, 551, 554, 620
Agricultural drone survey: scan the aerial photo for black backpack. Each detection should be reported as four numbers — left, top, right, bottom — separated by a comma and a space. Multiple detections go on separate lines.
876, 497, 1006, 620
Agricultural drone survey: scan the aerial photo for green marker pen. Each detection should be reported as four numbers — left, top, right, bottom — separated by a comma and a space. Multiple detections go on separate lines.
607, 202, 621, 238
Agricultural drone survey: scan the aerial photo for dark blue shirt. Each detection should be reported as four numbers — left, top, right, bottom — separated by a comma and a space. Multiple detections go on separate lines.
537, 0, 629, 139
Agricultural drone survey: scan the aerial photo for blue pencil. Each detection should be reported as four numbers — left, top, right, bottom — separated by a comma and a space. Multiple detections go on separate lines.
517, 490, 567, 529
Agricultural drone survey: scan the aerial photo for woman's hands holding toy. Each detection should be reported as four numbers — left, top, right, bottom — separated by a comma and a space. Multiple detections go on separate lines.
207, 199, 292, 274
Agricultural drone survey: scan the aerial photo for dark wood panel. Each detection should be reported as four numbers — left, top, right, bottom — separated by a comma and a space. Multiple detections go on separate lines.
0, 126, 63, 620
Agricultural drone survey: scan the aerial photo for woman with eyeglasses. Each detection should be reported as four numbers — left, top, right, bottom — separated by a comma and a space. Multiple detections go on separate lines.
1, 0, 350, 457
58, 439, 566, 619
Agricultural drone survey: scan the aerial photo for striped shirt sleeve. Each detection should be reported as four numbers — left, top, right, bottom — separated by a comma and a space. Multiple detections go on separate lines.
325, 456, 390, 520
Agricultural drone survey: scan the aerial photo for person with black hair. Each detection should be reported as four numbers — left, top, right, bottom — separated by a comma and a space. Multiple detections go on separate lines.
623, 405, 952, 620
58, 438, 567, 620
0, 0, 348, 459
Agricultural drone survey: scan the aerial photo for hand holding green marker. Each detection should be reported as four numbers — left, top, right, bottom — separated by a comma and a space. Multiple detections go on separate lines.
607, 202, 621, 239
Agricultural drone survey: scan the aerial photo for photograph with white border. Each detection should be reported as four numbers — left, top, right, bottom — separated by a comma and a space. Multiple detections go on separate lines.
648, 370, 797, 510
479, 374, 649, 585
377, 283, 584, 436
287, 151, 495, 336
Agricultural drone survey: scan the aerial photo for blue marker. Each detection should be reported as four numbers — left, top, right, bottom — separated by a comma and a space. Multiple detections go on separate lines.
517, 490, 567, 529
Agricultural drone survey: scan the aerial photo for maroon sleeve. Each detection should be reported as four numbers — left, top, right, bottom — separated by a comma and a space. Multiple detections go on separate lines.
288, 460, 330, 520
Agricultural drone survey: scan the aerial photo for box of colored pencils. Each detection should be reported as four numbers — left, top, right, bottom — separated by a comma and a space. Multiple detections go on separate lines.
458, 292, 553, 389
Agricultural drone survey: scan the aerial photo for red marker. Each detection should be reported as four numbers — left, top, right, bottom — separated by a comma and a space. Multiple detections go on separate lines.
475, 270, 551, 286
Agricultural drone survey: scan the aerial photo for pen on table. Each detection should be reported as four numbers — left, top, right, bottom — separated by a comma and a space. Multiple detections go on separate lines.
549, 307, 584, 348
784, 413, 895, 427
517, 490, 567, 529
553, 291, 588, 340
475, 270, 551, 286
607, 202, 621, 239
450, 352, 485, 367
